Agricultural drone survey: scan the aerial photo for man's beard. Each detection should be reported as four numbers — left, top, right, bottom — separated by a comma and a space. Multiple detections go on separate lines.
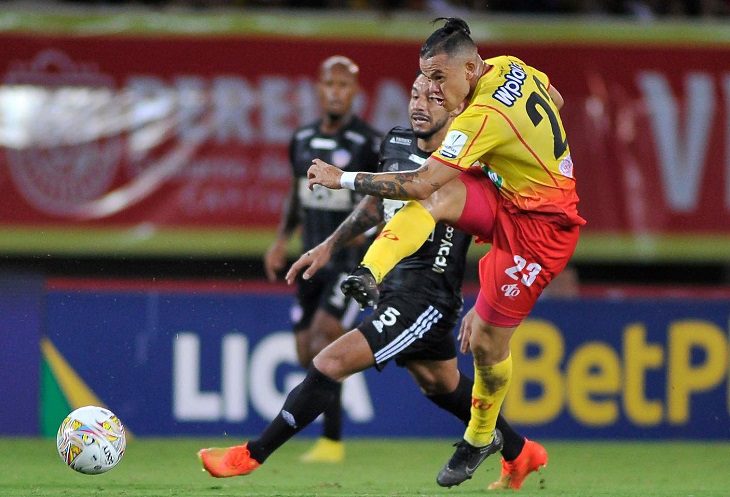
413, 127, 437, 140
414, 117, 448, 140
326, 112, 345, 123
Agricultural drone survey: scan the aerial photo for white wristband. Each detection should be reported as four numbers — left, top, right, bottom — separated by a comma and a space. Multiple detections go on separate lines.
340, 171, 357, 190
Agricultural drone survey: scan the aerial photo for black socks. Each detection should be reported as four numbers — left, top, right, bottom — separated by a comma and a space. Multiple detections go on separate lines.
248, 366, 341, 463
426, 372, 473, 424
322, 383, 343, 441
425, 371, 526, 461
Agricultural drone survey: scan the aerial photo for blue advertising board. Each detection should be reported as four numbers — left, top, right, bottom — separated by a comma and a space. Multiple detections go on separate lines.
0, 273, 42, 435
40, 284, 730, 439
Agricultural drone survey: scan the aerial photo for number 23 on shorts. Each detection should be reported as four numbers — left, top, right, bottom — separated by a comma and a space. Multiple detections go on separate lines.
504, 255, 542, 287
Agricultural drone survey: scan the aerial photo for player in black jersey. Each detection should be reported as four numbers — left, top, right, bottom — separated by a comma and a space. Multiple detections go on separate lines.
263, 55, 381, 463
201, 73, 547, 491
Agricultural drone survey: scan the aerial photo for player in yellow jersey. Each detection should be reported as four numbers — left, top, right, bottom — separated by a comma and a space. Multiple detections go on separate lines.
307, 17, 585, 488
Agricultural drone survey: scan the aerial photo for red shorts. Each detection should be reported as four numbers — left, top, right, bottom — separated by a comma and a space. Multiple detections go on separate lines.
455, 168, 580, 327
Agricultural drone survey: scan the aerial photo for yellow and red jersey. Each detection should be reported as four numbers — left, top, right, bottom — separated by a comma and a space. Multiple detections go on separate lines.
434, 55, 585, 226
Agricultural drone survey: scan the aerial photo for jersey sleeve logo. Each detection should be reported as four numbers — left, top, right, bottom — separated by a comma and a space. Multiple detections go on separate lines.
439, 130, 469, 159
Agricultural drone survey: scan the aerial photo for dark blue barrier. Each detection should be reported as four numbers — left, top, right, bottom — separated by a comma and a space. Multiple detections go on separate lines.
0, 273, 43, 435
42, 284, 730, 439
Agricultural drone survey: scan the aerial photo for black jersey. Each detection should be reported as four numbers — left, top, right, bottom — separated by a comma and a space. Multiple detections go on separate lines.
378, 127, 472, 303
290, 116, 381, 267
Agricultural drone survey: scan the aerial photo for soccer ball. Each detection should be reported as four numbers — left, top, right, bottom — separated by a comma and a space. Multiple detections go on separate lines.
56, 405, 126, 475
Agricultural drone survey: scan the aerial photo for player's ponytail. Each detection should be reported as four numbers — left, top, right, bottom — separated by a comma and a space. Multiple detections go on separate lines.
420, 17, 475, 59
440, 17, 471, 36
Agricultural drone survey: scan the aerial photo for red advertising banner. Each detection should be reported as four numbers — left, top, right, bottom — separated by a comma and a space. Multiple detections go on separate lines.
0, 34, 728, 255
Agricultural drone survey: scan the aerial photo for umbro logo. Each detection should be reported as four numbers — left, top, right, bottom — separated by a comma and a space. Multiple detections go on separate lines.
389, 136, 411, 145
281, 410, 297, 428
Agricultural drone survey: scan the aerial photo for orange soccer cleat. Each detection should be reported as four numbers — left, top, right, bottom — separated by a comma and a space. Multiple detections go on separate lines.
488, 439, 548, 490
197, 443, 261, 478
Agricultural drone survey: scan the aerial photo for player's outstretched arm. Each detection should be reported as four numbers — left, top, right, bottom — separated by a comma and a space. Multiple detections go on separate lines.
308, 156, 460, 200
548, 84, 564, 110
285, 195, 382, 284
264, 186, 301, 281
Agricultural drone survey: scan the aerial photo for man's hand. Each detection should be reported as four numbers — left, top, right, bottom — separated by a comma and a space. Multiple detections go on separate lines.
308, 159, 344, 190
457, 307, 477, 354
285, 242, 333, 285
263, 240, 287, 281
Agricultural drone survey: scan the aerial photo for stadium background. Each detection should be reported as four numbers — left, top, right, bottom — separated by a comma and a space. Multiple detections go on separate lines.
1, 0, 729, 447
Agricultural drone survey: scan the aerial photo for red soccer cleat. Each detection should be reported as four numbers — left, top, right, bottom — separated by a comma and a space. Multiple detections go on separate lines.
197, 443, 261, 478
488, 439, 548, 490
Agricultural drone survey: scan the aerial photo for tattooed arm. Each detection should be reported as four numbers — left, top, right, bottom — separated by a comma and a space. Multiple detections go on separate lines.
285, 195, 383, 284
327, 195, 383, 252
307, 156, 461, 200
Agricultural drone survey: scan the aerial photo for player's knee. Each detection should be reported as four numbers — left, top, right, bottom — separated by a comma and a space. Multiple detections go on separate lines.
408, 363, 458, 395
295, 342, 313, 367
470, 326, 510, 365
417, 377, 453, 396
312, 352, 344, 379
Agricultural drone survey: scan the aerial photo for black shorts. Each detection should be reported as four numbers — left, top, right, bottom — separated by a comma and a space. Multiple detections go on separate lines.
357, 290, 462, 371
292, 265, 361, 332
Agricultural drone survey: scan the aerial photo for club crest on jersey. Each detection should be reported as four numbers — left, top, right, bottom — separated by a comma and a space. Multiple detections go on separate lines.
332, 148, 352, 168
492, 62, 528, 107
439, 130, 468, 159
559, 153, 574, 178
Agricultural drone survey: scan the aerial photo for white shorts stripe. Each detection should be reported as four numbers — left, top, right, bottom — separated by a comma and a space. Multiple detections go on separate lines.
374, 308, 442, 364
374, 306, 437, 361
374, 306, 443, 364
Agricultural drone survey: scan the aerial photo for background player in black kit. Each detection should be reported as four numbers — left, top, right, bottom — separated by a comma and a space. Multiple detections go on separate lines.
263, 55, 381, 463
202, 73, 547, 491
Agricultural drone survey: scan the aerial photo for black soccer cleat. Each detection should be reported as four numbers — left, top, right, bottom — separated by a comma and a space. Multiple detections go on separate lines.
340, 265, 379, 309
436, 430, 504, 488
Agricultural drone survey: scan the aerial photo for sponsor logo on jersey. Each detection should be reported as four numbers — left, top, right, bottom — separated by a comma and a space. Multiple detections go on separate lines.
345, 130, 366, 144
295, 128, 315, 141
559, 153, 574, 178
408, 153, 426, 165
387, 162, 400, 172
432, 225, 455, 274
389, 136, 412, 146
492, 62, 528, 107
439, 130, 469, 159
298, 179, 353, 211
310, 137, 337, 150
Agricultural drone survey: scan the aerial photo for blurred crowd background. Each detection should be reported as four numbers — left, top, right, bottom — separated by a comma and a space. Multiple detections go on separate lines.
42, 0, 730, 18
1, 0, 729, 288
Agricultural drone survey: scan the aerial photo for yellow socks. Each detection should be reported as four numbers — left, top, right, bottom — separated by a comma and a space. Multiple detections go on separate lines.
464, 354, 512, 447
362, 201, 435, 283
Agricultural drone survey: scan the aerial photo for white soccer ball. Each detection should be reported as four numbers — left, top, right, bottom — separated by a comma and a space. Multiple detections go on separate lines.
56, 405, 127, 475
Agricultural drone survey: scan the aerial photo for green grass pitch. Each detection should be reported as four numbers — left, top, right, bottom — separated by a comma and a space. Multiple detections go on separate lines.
1, 437, 728, 497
